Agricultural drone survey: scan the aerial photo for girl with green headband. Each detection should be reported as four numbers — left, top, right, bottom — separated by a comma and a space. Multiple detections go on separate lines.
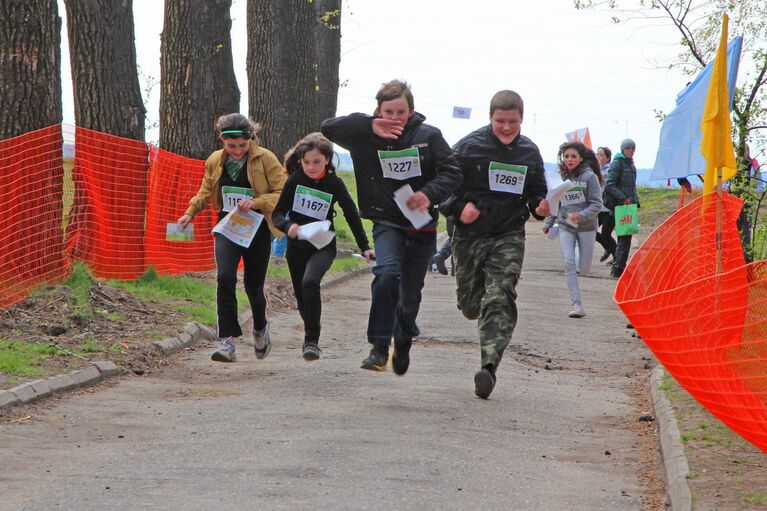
178, 113, 286, 363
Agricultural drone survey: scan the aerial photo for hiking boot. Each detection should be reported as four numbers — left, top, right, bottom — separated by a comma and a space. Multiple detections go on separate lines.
253, 323, 271, 360
391, 337, 412, 375
361, 345, 389, 371
432, 252, 448, 275
302, 342, 321, 361
211, 337, 237, 362
474, 365, 496, 399
568, 303, 586, 318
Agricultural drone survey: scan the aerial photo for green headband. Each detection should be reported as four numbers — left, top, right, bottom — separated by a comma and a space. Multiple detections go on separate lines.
220, 129, 250, 136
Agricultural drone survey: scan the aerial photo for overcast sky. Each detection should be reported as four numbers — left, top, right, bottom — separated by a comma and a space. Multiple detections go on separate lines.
60, 0, 698, 169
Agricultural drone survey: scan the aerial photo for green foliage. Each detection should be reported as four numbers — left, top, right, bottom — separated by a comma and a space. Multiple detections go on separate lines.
63, 262, 95, 319
0, 340, 68, 377
109, 268, 248, 326
742, 491, 767, 505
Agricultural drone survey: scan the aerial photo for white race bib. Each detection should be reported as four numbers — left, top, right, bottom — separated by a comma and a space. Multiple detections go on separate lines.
378, 148, 422, 180
293, 185, 333, 220
221, 186, 254, 212
488, 162, 527, 194
560, 186, 585, 206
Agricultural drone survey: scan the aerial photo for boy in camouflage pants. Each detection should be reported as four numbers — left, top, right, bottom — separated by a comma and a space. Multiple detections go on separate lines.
440, 90, 550, 399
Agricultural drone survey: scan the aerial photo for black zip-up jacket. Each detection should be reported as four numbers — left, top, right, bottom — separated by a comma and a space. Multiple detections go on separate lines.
321, 112, 462, 229
272, 169, 370, 252
440, 125, 548, 235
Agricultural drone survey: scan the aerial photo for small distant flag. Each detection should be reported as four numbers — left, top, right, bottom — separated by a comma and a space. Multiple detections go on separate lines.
452, 106, 472, 119
565, 127, 592, 149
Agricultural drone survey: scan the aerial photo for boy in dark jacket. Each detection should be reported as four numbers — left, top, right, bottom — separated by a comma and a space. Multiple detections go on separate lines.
321, 79, 462, 374
440, 90, 550, 399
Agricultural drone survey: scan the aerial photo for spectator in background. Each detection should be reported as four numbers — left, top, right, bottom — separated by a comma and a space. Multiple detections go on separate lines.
604, 138, 640, 279
595, 146, 616, 263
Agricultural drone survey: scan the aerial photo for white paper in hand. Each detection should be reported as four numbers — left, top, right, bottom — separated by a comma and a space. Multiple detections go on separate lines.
393, 184, 432, 229
297, 220, 335, 249
545, 178, 576, 209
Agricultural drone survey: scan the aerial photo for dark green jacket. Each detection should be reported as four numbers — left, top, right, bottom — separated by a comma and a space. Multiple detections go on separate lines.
604, 153, 639, 210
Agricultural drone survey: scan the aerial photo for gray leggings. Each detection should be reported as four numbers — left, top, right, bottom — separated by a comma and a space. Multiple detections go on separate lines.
558, 229, 596, 306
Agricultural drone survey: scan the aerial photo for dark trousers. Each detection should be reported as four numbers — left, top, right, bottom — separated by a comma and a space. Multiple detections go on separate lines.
596, 211, 616, 256
612, 235, 632, 276
286, 240, 336, 343
368, 223, 435, 347
214, 223, 271, 338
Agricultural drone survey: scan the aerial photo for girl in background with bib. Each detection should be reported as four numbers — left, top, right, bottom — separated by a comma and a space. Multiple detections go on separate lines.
272, 133, 374, 360
178, 113, 286, 362
543, 141, 603, 318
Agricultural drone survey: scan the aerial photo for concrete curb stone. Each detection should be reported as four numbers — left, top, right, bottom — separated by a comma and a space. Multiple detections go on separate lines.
153, 321, 215, 356
650, 365, 692, 511
1, 321, 214, 412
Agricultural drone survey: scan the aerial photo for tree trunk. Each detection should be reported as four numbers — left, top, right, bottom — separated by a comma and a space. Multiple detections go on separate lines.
247, 0, 316, 159
159, 0, 241, 159
0, 0, 62, 139
314, 0, 341, 127
63, 0, 145, 140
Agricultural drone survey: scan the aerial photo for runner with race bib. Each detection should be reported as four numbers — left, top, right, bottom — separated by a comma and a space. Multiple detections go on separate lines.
273, 133, 373, 362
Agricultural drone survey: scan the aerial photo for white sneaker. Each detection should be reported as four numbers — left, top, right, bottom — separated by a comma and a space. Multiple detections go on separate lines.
211, 337, 237, 362
253, 323, 271, 360
568, 303, 586, 318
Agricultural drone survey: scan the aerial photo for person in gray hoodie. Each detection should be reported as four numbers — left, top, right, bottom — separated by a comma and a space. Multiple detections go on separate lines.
543, 142, 603, 318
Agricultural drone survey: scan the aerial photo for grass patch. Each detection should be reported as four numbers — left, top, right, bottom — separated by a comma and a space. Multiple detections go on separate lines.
0, 340, 68, 377
636, 186, 678, 227
108, 267, 248, 326
742, 491, 767, 506
62, 261, 95, 319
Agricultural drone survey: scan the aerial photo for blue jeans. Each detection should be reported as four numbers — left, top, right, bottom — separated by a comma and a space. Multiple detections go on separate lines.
367, 223, 436, 347
558, 229, 596, 305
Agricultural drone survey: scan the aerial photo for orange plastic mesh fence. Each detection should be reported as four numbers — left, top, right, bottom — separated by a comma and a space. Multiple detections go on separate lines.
64, 126, 151, 280
0, 125, 218, 308
616, 192, 767, 452
0, 125, 70, 308
144, 145, 216, 274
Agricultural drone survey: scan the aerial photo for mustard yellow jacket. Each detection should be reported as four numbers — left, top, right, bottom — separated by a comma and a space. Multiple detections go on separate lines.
184, 141, 287, 237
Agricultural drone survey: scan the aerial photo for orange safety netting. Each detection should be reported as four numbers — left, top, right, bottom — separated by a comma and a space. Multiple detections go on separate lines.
65, 126, 150, 280
616, 192, 767, 452
0, 125, 219, 309
144, 145, 215, 274
0, 125, 70, 308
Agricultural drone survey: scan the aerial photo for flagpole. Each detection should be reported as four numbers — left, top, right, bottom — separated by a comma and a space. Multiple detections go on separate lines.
716, 165, 723, 274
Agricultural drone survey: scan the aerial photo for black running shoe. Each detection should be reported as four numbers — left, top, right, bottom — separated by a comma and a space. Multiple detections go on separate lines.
392, 337, 412, 375
302, 342, 321, 361
361, 346, 389, 371
432, 252, 448, 275
474, 365, 496, 399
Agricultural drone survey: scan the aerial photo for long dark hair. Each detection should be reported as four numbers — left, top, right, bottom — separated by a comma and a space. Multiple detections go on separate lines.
557, 141, 603, 184
283, 132, 336, 176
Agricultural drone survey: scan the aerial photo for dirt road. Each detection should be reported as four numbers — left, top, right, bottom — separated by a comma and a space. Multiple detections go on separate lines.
0, 233, 662, 510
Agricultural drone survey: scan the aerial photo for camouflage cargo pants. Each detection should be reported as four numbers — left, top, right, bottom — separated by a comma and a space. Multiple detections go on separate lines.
452, 229, 525, 368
